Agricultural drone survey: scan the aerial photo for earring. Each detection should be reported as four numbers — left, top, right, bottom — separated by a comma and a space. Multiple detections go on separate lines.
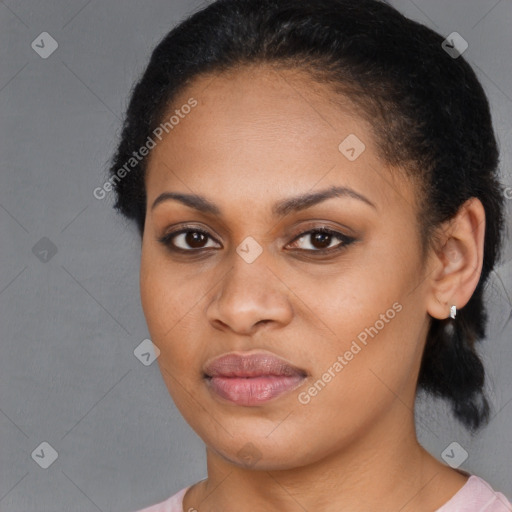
444, 305, 457, 337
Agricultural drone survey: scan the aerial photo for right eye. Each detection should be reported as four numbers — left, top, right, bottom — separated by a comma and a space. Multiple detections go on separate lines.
157, 228, 222, 252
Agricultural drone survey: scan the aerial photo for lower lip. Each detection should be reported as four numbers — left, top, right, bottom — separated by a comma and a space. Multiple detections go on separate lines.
206, 375, 306, 406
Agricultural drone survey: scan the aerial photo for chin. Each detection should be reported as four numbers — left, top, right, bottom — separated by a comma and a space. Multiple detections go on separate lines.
215, 444, 310, 471
202, 427, 323, 470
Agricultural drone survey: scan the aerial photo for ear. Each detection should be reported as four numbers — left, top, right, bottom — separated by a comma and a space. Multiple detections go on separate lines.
425, 197, 486, 320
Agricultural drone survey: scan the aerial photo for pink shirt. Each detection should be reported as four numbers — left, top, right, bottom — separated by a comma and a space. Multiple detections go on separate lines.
133, 475, 512, 512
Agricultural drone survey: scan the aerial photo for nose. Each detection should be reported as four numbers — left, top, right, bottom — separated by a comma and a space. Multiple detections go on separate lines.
206, 253, 293, 335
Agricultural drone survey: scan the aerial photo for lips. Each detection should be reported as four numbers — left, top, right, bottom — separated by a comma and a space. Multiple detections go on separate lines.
203, 352, 307, 406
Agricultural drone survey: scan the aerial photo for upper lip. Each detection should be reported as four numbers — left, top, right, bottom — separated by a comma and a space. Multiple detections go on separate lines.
203, 351, 308, 378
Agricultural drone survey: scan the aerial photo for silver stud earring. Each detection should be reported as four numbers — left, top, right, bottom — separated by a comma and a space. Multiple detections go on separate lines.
444, 305, 457, 337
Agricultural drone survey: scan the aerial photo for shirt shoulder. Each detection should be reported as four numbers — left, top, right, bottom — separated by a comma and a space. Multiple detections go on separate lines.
436, 475, 512, 512
131, 485, 191, 512
131, 476, 512, 512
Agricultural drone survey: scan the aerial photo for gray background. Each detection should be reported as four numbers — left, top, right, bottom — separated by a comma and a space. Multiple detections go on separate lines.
1, 1, 511, 511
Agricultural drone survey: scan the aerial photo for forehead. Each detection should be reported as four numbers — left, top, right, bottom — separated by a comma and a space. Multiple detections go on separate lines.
145, 64, 415, 217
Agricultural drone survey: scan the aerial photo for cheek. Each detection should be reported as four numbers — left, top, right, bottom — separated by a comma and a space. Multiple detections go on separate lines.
139, 255, 168, 337
337, 298, 423, 401
140, 262, 201, 411
139, 248, 212, 378
140, 249, 186, 349
293, 310, 420, 444
297, 254, 423, 406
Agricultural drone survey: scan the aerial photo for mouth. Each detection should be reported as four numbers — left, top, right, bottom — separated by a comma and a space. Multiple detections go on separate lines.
203, 351, 308, 406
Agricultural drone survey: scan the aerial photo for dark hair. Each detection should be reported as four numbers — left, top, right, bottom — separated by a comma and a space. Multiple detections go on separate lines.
108, 0, 505, 431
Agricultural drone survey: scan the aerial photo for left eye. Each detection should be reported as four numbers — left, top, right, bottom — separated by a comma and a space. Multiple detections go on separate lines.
287, 228, 354, 252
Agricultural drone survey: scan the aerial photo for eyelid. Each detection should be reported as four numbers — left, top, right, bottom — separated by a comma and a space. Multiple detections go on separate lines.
157, 224, 222, 250
285, 226, 355, 252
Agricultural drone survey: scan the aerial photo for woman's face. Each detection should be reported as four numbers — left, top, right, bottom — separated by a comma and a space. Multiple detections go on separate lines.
140, 65, 433, 470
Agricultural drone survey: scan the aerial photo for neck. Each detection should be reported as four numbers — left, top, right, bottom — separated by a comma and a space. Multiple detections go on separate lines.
184, 403, 468, 512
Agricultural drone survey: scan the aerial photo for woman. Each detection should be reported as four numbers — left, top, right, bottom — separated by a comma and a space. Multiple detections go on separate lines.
109, 0, 511, 510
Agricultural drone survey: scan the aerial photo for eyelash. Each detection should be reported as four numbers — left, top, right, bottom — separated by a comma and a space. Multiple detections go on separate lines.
157, 225, 356, 256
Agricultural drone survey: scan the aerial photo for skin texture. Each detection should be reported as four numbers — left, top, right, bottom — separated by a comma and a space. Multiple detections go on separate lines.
139, 64, 486, 512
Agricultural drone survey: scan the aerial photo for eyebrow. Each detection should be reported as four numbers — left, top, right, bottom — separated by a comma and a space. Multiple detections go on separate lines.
151, 185, 376, 216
